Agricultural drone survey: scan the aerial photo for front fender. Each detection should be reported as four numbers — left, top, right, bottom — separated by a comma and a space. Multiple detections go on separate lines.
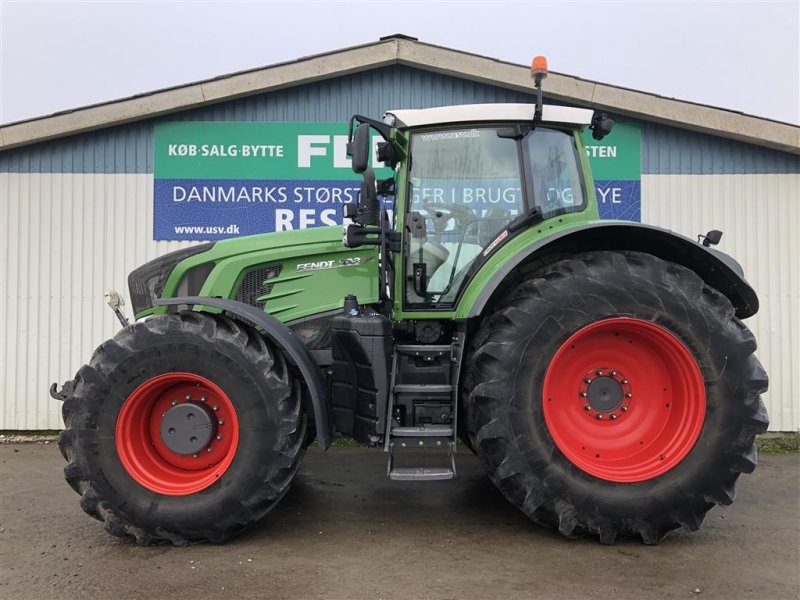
156, 296, 333, 449
463, 222, 759, 320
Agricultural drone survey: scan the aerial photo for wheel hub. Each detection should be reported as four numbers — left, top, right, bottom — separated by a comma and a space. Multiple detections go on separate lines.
586, 376, 623, 412
160, 402, 217, 455
579, 369, 632, 420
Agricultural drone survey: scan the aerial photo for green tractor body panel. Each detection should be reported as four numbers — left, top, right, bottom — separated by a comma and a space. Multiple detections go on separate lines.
138, 226, 379, 323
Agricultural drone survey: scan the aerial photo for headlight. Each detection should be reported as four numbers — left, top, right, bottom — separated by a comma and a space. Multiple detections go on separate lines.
128, 243, 213, 314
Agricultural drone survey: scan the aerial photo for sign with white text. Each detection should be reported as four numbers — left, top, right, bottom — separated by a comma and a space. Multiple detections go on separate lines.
153, 121, 641, 240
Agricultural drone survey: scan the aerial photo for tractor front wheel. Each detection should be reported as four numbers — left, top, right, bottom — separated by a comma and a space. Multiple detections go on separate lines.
464, 251, 768, 544
59, 312, 306, 545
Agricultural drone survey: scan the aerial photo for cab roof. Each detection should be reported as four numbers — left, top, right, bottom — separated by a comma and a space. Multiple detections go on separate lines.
385, 103, 594, 129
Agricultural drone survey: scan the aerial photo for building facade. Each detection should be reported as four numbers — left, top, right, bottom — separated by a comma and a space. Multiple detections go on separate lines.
1, 36, 798, 430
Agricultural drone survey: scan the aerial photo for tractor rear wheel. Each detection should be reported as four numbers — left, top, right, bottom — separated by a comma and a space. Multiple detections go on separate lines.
59, 312, 306, 545
464, 251, 768, 544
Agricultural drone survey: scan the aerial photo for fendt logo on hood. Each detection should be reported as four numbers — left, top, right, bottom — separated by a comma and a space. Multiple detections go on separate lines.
296, 257, 363, 272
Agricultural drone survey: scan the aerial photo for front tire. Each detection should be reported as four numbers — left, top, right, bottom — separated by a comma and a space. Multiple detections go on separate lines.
464, 251, 768, 544
59, 312, 307, 545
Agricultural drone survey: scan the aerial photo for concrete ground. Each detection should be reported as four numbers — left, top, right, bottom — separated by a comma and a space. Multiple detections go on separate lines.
0, 444, 798, 600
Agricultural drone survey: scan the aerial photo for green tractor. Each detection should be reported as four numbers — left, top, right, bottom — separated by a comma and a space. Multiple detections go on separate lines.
52, 59, 768, 545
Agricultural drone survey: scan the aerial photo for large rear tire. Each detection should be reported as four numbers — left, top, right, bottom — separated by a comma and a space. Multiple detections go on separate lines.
59, 312, 307, 545
464, 251, 768, 544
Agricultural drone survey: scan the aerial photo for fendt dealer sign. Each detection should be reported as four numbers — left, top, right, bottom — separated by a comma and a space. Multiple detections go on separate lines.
153, 122, 640, 241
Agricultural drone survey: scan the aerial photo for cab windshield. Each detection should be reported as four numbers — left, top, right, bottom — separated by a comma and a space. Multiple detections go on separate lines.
405, 125, 585, 307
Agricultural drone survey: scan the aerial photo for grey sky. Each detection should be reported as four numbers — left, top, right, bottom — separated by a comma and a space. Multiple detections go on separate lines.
1, 0, 798, 125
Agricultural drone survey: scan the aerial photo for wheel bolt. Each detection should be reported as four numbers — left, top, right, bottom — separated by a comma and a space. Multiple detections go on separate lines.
584, 378, 592, 384
621, 379, 628, 385
610, 370, 617, 377
200, 396, 206, 402
185, 394, 191, 401
216, 435, 222, 441
213, 405, 219, 412
171, 401, 177, 406
207, 447, 213, 453
595, 369, 603, 376
192, 454, 198, 458
610, 414, 618, 420
596, 414, 604, 420
580, 391, 588, 397
218, 419, 224, 425
583, 404, 591, 411
621, 405, 629, 412
625, 392, 633, 398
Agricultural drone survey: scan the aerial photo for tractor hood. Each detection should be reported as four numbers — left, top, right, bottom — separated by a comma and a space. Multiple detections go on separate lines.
129, 226, 379, 321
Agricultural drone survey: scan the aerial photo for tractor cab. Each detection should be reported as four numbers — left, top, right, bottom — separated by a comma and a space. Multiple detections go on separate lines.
344, 103, 604, 311
343, 57, 614, 314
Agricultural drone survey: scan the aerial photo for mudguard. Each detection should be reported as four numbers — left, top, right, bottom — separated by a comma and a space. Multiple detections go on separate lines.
467, 222, 759, 320
156, 296, 333, 449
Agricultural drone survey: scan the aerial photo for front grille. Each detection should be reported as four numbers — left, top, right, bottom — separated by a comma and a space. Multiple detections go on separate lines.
234, 264, 283, 308
128, 243, 213, 314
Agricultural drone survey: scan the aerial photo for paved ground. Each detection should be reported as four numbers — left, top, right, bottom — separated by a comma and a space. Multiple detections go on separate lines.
1, 444, 798, 600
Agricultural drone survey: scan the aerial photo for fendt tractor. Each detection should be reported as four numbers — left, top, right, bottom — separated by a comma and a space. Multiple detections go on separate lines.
52, 58, 768, 546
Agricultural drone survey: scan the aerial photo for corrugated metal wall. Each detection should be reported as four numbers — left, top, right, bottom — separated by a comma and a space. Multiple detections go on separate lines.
1, 64, 798, 430
641, 174, 800, 431
0, 173, 192, 429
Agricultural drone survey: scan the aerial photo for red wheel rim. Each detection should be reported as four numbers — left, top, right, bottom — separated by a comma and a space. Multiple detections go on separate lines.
543, 318, 706, 483
115, 372, 240, 495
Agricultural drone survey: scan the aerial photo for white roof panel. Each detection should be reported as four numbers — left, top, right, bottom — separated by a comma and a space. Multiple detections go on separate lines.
386, 103, 594, 128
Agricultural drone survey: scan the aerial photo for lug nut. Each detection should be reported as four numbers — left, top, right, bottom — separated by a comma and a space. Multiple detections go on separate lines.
595, 369, 603, 376
596, 414, 604, 420
583, 404, 591, 411
580, 392, 588, 397
621, 379, 628, 385
212, 405, 219, 412
171, 401, 177, 406
185, 394, 191, 401
216, 434, 222, 440
192, 454, 198, 458
207, 447, 213, 453
584, 378, 592, 384
610, 414, 618, 420
610, 370, 617, 377
625, 392, 633, 398
200, 396, 206, 402
621, 405, 629, 412
218, 419, 224, 425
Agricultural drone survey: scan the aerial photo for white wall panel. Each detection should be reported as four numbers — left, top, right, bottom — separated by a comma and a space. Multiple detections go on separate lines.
0, 172, 798, 430
642, 173, 799, 432
0, 173, 195, 429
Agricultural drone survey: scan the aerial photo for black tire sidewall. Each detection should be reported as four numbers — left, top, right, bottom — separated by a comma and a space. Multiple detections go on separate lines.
468, 252, 758, 531
78, 314, 301, 539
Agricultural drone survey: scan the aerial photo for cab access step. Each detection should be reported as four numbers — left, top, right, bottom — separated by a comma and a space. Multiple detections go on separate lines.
384, 343, 463, 481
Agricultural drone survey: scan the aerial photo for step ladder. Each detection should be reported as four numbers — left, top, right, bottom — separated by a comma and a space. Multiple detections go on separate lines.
385, 340, 464, 481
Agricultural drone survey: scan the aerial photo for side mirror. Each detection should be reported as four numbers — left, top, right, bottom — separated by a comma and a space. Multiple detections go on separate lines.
347, 122, 371, 174
700, 229, 723, 247
590, 112, 615, 141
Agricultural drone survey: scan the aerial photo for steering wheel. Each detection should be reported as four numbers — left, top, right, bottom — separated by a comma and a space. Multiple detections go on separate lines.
419, 202, 476, 234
